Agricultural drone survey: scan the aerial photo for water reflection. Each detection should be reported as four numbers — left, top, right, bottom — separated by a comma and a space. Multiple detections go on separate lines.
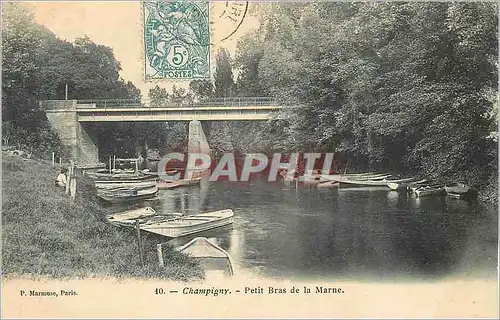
108, 178, 498, 281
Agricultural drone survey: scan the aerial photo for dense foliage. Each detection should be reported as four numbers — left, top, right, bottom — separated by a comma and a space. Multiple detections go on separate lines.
231, 2, 498, 193
2, 4, 140, 157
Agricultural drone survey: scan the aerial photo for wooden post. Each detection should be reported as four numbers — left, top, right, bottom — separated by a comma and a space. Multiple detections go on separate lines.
65, 83, 68, 100
65, 163, 71, 194
59, 157, 62, 166
52, 152, 55, 167
135, 219, 144, 267
70, 161, 76, 200
108, 156, 111, 173
157, 243, 164, 267
113, 155, 116, 171
181, 194, 186, 212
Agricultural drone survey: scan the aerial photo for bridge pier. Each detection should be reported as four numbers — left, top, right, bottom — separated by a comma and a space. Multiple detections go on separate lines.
188, 120, 211, 154
44, 100, 99, 165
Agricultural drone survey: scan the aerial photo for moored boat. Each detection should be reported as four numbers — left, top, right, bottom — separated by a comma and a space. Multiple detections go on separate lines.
320, 173, 392, 182
387, 179, 427, 190
415, 185, 445, 197
106, 206, 157, 223
139, 209, 234, 238
176, 237, 234, 276
95, 181, 156, 190
445, 183, 471, 198
157, 180, 183, 190
157, 177, 202, 189
317, 180, 339, 188
87, 172, 154, 181
409, 182, 440, 193
98, 186, 159, 203
330, 176, 416, 187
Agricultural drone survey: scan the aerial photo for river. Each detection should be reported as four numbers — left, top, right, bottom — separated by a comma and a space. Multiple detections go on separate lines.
109, 176, 498, 281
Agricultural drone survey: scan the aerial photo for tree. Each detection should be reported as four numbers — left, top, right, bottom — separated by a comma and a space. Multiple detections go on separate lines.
171, 85, 194, 106
234, 2, 498, 189
149, 85, 169, 108
189, 80, 214, 100
234, 33, 268, 97
2, 3, 142, 158
213, 48, 236, 98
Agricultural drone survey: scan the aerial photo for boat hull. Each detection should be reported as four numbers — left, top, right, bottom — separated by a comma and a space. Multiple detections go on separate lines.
98, 187, 159, 203
140, 210, 234, 238
106, 207, 157, 222
142, 216, 234, 238
338, 177, 416, 187
445, 183, 470, 195
317, 181, 339, 188
447, 192, 464, 199
387, 179, 427, 190
96, 181, 156, 190
415, 187, 445, 197
176, 237, 234, 276
157, 177, 202, 190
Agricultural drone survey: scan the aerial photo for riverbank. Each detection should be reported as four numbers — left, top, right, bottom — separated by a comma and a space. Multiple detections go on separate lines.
1, 153, 203, 280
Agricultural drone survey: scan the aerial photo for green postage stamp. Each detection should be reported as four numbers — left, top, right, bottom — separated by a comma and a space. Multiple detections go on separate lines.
143, 1, 210, 80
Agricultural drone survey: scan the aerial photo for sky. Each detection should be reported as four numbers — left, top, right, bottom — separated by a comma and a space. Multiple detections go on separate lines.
30, 1, 260, 97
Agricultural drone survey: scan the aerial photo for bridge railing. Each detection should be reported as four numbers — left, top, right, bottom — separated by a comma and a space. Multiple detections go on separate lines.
76, 97, 278, 109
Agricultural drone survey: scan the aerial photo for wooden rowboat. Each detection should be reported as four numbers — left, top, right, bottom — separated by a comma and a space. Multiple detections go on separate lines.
445, 183, 471, 198
139, 209, 234, 238
176, 237, 234, 276
415, 186, 445, 197
87, 172, 152, 181
98, 186, 159, 203
320, 173, 392, 182
106, 207, 183, 225
387, 179, 427, 190
327, 177, 416, 187
95, 181, 156, 190
106, 207, 157, 223
157, 177, 202, 190
157, 180, 183, 190
317, 180, 339, 188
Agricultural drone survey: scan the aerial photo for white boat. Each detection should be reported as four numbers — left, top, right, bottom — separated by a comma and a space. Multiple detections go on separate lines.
387, 179, 427, 190
415, 186, 445, 197
140, 209, 234, 238
98, 186, 159, 203
327, 176, 416, 187
410, 182, 440, 193
106, 207, 157, 223
94, 179, 157, 184
95, 181, 156, 190
176, 237, 234, 276
317, 180, 339, 188
445, 183, 471, 198
320, 173, 392, 182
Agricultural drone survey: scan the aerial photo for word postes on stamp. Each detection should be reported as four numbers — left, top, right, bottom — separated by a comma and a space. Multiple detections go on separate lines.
143, 1, 210, 81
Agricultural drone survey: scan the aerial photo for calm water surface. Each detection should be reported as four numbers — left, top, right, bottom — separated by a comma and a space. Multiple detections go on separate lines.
109, 177, 498, 281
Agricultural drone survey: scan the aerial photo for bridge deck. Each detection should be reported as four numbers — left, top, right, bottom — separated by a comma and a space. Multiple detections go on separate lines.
42, 98, 285, 121
75, 106, 282, 121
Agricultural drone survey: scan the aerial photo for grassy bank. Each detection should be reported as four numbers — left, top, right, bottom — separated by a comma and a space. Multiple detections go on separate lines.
1, 153, 204, 280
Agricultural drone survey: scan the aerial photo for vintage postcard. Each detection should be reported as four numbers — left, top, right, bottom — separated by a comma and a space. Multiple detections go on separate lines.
1, 1, 498, 318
